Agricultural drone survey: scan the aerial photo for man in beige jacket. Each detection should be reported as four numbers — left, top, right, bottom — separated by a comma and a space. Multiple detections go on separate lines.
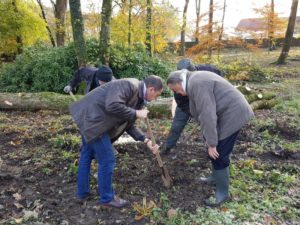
167, 69, 254, 207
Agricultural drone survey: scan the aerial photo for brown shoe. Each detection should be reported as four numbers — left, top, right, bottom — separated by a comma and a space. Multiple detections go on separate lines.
101, 197, 130, 208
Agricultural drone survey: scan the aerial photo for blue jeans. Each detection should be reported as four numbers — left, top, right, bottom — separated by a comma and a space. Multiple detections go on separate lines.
165, 107, 190, 149
77, 133, 115, 203
210, 130, 240, 170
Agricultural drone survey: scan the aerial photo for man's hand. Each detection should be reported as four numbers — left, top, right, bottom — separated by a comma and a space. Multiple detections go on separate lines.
145, 139, 159, 154
136, 109, 149, 118
208, 146, 219, 160
64, 85, 72, 93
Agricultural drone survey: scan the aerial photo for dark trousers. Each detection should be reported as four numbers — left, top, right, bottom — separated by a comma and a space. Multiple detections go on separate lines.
210, 130, 240, 170
165, 107, 190, 149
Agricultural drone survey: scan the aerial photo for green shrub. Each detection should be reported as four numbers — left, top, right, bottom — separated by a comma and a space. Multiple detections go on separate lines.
0, 40, 173, 94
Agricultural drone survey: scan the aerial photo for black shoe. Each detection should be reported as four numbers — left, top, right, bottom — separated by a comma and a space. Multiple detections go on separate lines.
161, 147, 171, 156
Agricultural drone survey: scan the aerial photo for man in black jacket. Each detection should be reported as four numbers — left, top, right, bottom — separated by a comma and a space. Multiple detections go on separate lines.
63, 65, 113, 94
162, 58, 223, 155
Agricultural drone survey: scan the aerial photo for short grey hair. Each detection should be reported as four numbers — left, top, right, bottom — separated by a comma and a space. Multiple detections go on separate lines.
144, 75, 163, 91
167, 71, 184, 85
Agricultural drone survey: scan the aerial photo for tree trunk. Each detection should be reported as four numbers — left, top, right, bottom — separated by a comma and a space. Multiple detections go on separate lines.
99, 0, 112, 65
277, 0, 298, 64
12, 0, 23, 54
217, 0, 226, 58
268, 0, 275, 51
36, 0, 56, 47
128, 0, 133, 46
208, 0, 213, 58
195, 0, 201, 43
53, 0, 67, 46
180, 0, 189, 56
69, 0, 87, 67
146, 0, 152, 56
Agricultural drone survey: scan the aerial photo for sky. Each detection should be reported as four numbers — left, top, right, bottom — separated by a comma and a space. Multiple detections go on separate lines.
175, 0, 295, 33
43, 0, 297, 34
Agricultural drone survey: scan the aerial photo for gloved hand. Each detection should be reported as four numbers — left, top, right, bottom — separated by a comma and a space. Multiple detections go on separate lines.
63, 85, 72, 93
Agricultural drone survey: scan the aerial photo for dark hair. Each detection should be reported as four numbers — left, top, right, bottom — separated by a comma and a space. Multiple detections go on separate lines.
177, 58, 196, 71
144, 75, 163, 91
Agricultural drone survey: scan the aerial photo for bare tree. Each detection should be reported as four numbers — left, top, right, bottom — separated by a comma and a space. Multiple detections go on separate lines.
128, 0, 133, 46
268, 0, 275, 51
146, 0, 152, 56
277, 0, 298, 64
50, 0, 67, 46
207, 0, 213, 58
100, 0, 113, 65
69, 0, 87, 66
217, 0, 226, 57
180, 0, 189, 56
36, 0, 56, 47
195, 0, 201, 43
12, 0, 23, 54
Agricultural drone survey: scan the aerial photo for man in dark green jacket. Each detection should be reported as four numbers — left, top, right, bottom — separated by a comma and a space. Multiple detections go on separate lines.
69, 75, 162, 208
167, 70, 254, 207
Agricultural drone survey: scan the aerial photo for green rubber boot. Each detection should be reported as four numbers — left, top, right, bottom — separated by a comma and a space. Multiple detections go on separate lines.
198, 168, 215, 184
204, 166, 230, 207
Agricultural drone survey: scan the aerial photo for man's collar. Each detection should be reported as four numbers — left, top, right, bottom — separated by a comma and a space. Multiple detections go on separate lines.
138, 81, 148, 106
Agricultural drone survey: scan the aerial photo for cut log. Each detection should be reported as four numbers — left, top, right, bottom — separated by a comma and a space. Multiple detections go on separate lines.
0, 92, 78, 112
0, 93, 173, 118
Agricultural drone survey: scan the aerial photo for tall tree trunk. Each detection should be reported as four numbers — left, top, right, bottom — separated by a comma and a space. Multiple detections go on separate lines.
180, 0, 189, 56
146, 0, 152, 56
207, 0, 213, 58
69, 0, 87, 67
128, 0, 132, 46
52, 0, 67, 46
268, 0, 275, 51
99, 0, 112, 65
277, 0, 298, 64
36, 0, 56, 47
12, 0, 23, 54
217, 0, 226, 58
195, 0, 201, 43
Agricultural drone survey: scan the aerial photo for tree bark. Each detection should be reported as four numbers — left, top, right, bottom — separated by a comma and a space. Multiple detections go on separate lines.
99, 0, 112, 65
208, 0, 213, 58
277, 0, 298, 64
268, 0, 275, 51
195, 0, 201, 43
180, 0, 189, 56
12, 0, 23, 54
53, 0, 67, 46
146, 0, 152, 56
36, 0, 56, 47
69, 0, 87, 67
128, 0, 133, 46
217, 0, 226, 57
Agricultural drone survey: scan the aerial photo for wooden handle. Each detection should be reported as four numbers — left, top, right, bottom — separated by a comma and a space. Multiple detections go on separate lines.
145, 117, 164, 167
69, 91, 77, 101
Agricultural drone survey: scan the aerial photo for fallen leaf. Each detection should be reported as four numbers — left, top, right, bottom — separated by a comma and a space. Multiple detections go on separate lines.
4, 100, 13, 106
13, 193, 22, 201
167, 208, 177, 218
14, 202, 24, 209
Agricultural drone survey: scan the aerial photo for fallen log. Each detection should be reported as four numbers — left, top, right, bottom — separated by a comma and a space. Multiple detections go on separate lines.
0, 93, 173, 118
0, 92, 77, 112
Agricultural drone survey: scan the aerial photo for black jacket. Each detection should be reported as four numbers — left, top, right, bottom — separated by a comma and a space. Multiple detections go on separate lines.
69, 67, 98, 94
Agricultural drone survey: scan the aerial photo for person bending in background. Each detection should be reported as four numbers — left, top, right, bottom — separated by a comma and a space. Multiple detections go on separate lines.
63, 65, 113, 94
